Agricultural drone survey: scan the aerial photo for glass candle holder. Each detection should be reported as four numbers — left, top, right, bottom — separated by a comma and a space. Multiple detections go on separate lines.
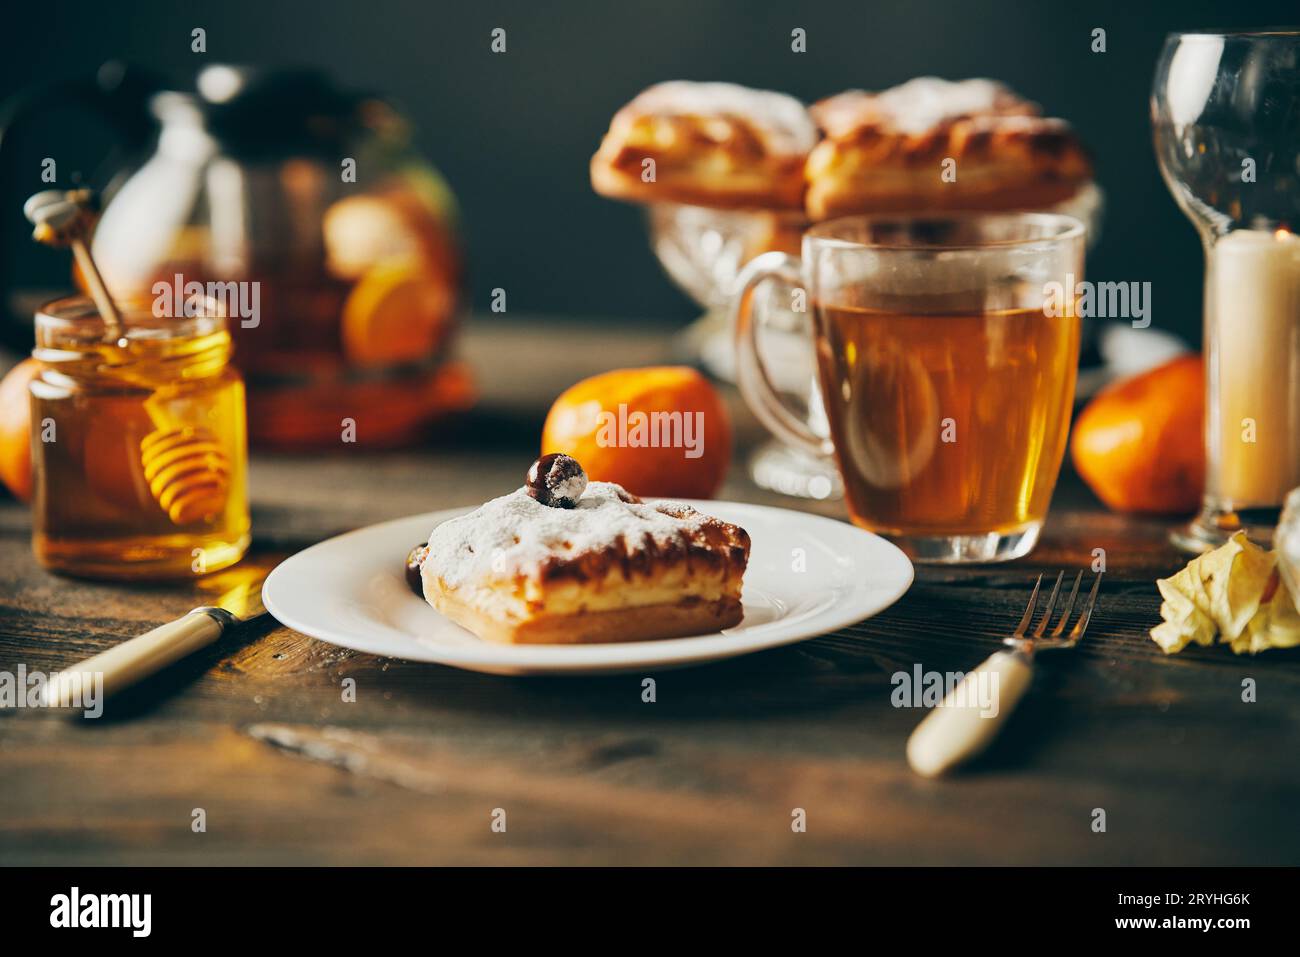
1152, 30, 1300, 550
29, 296, 250, 579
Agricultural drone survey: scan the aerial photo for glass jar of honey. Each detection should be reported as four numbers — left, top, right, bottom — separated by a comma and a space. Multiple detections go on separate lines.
29, 296, 250, 579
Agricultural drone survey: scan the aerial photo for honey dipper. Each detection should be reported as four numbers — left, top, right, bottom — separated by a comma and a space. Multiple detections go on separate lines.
26, 189, 231, 526
140, 393, 232, 525
24, 189, 123, 340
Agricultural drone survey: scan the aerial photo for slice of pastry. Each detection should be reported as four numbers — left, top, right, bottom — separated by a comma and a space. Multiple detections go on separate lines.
804, 77, 1093, 219
591, 81, 818, 210
419, 455, 750, 644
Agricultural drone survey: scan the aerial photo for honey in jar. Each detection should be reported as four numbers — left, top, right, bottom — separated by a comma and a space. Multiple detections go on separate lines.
29, 296, 250, 579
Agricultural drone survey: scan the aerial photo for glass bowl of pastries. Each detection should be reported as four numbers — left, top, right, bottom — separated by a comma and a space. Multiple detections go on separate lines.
590, 77, 1103, 498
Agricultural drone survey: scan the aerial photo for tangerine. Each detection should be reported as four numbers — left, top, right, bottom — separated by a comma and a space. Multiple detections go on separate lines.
1071, 353, 1204, 513
540, 366, 731, 499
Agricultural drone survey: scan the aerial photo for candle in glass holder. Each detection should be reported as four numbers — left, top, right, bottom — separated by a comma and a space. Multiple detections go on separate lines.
1208, 228, 1300, 510
1154, 29, 1300, 549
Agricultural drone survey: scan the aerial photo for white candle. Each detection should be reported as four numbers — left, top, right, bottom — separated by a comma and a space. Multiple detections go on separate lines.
1209, 228, 1300, 508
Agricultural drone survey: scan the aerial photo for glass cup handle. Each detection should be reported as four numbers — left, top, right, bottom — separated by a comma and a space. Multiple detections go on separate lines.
732, 252, 834, 458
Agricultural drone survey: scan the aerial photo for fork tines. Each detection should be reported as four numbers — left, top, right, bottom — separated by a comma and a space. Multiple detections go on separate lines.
1011, 570, 1102, 647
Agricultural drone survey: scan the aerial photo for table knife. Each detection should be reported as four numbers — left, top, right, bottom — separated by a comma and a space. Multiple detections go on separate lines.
43, 577, 268, 707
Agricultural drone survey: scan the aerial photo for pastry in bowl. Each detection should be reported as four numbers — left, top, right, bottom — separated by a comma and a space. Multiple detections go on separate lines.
804, 77, 1093, 219
413, 455, 750, 644
591, 81, 818, 210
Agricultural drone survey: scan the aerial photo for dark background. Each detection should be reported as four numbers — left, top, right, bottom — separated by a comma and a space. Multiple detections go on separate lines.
1, 0, 1296, 342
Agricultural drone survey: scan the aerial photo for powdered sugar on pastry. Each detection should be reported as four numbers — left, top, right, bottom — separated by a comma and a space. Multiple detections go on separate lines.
814, 77, 1035, 137
421, 475, 750, 644
874, 77, 1031, 132
804, 76, 1090, 219
621, 81, 818, 155
591, 80, 816, 209
426, 481, 720, 587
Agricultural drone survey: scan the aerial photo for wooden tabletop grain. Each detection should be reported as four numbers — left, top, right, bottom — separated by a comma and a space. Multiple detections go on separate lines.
1, 316, 1297, 866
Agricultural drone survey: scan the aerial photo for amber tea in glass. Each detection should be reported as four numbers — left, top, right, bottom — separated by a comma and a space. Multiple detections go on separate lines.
735, 213, 1085, 562
30, 296, 250, 579
818, 302, 1078, 536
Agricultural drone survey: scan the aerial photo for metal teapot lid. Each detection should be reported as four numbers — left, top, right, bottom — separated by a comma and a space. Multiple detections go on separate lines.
150, 65, 373, 158
0, 62, 408, 346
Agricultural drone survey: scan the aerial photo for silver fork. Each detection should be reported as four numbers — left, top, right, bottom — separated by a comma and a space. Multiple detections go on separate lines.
906, 571, 1102, 778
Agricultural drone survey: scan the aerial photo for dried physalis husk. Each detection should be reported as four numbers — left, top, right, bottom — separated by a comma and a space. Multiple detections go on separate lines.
1150, 531, 1296, 655
1152, 578, 1216, 654
1235, 571, 1300, 654
1209, 533, 1274, 640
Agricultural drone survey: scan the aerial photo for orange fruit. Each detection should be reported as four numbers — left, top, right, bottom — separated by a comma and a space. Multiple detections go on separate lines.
341, 260, 454, 368
1071, 353, 1204, 513
541, 366, 731, 499
0, 359, 39, 503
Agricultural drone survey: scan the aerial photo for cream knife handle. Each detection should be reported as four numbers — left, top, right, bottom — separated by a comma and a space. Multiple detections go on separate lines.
906, 648, 1034, 778
44, 608, 229, 706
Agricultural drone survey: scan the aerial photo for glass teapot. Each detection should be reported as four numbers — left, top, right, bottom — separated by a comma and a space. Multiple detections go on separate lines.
1, 63, 468, 448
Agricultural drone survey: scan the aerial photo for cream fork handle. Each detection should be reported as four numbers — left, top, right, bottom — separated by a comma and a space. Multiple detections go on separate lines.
906, 648, 1034, 778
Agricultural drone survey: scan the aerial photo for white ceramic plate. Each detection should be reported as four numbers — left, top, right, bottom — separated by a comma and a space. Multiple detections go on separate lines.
262, 501, 913, 676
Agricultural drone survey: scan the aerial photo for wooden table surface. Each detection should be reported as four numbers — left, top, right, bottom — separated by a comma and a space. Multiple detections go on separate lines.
1, 316, 1297, 866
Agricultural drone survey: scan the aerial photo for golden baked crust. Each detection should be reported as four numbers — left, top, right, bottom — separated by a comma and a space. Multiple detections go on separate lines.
422, 482, 750, 644
804, 78, 1093, 219
430, 593, 744, 645
591, 81, 817, 210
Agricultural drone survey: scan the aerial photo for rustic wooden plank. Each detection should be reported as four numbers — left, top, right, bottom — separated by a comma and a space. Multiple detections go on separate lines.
1, 316, 1298, 866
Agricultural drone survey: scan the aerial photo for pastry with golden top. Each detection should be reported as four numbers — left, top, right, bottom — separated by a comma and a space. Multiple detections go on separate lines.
418, 454, 750, 644
804, 77, 1093, 219
590, 81, 818, 210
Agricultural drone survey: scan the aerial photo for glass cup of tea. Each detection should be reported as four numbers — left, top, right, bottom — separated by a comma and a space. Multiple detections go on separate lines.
733, 212, 1086, 563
